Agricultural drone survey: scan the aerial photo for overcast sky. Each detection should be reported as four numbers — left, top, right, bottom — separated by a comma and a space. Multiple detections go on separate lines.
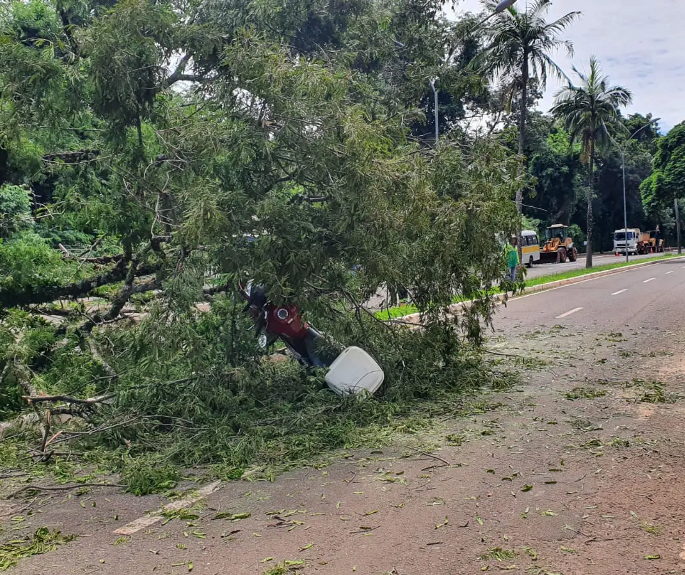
455, 0, 684, 132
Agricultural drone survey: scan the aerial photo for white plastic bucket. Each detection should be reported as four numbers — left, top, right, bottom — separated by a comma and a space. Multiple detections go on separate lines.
325, 346, 384, 396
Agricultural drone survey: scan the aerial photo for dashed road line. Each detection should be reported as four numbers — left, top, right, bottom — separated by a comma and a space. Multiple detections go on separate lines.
611, 289, 628, 295
114, 480, 222, 535
665, 271, 675, 275
643, 278, 656, 283
555, 307, 583, 319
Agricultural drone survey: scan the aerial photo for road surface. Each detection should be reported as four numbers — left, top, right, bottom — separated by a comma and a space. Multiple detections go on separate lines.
366, 252, 670, 309
498, 256, 685, 331
525, 250, 667, 280
4, 257, 685, 575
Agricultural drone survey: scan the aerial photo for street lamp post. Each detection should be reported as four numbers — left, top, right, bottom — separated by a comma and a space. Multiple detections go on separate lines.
619, 118, 660, 263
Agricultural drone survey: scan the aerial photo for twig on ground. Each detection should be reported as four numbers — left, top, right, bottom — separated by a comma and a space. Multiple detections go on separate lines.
483, 349, 523, 358
29, 451, 83, 459
585, 537, 614, 545
22, 394, 115, 406
7, 483, 123, 499
0, 473, 28, 479
419, 452, 451, 467
343, 472, 358, 484
48, 417, 141, 446
349, 525, 380, 534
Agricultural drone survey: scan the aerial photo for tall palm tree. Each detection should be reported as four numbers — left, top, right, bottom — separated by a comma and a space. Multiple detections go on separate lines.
551, 56, 632, 268
476, 0, 580, 221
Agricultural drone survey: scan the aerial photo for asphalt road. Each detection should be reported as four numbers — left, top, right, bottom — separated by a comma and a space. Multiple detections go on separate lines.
525, 251, 667, 280
494, 257, 685, 335
365, 252, 670, 310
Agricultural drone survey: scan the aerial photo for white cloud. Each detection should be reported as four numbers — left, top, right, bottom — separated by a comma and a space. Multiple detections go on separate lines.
455, 0, 685, 131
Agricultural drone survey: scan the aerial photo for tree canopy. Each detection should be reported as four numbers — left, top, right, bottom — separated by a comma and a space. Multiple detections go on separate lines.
641, 122, 685, 215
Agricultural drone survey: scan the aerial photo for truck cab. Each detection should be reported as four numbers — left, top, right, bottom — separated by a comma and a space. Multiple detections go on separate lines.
613, 228, 641, 255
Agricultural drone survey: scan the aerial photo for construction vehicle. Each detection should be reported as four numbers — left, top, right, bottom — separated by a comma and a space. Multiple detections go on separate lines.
614, 228, 643, 255
615, 229, 665, 255
540, 224, 578, 263
648, 230, 665, 252
637, 231, 655, 254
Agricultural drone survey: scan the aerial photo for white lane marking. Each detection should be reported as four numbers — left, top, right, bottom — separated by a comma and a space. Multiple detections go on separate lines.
643, 278, 656, 283
611, 289, 628, 295
506, 256, 685, 305
556, 307, 584, 319
665, 271, 674, 275
114, 480, 222, 535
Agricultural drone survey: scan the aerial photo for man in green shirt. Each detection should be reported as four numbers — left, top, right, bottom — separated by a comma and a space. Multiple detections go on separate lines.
506, 236, 519, 282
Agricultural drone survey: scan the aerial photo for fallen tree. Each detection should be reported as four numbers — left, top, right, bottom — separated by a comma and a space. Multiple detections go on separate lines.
0, 0, 523, 489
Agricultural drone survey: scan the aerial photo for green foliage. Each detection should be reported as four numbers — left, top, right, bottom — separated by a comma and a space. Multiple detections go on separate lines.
87, 0, 177, 136
120, 454, 182, 496
551, 57, 632, 165
0, 184, 33, 237
567, 224, 585, 245
0, 377, 23, 421
477, 0, 579, 98
0, 528, 76, 571
0, 231, 87, 293
642, 122, 685, 215
52, 302, 515, 479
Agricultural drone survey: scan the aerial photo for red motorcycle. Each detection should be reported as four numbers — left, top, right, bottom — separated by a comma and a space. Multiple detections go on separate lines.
240, 283, 336, 368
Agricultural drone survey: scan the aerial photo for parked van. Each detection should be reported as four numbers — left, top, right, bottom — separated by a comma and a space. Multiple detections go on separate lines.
521, 230, 541, 267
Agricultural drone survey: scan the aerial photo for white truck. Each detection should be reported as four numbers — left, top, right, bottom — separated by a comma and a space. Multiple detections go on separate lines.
613, 228, 641, 255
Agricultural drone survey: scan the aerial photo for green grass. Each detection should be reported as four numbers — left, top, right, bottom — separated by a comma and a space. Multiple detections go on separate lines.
524, 254, 676, 288
377, 254, 678, 320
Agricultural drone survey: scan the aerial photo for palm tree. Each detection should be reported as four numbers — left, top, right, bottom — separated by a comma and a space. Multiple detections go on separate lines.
476, 0, 580, 219
551, 56, 632, 268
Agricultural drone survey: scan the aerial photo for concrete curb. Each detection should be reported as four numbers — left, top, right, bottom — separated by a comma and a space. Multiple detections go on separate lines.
391, 255, 685, 326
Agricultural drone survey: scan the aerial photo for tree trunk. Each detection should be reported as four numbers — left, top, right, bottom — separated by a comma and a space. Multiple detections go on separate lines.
0, 259, 158, 309
676, 196, 682, 255
516, 57, 529, 265
586, 137, 595, 269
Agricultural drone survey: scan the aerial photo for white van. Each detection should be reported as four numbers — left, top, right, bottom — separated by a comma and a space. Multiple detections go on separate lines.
521, 230, 541, 267
613, 228, 640, 255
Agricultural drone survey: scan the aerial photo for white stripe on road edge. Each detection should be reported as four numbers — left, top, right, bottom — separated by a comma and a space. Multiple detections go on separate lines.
643, 278, 656, 283
556, 307, 583, 319
113, 480, 222, 535
665, 271, 674, 275
611, 289, 628, 296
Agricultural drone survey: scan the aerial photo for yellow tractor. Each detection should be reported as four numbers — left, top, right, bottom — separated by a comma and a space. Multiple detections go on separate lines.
540, 224, 578, 263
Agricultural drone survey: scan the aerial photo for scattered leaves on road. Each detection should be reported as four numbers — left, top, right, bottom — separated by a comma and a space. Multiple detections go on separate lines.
0, 528, 76, 571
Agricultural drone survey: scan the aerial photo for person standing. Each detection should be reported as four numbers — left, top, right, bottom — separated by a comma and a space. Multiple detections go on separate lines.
506, 236, 520, 282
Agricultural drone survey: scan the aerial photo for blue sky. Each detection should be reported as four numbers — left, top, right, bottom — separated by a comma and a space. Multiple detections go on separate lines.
456, 0, 684, 132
